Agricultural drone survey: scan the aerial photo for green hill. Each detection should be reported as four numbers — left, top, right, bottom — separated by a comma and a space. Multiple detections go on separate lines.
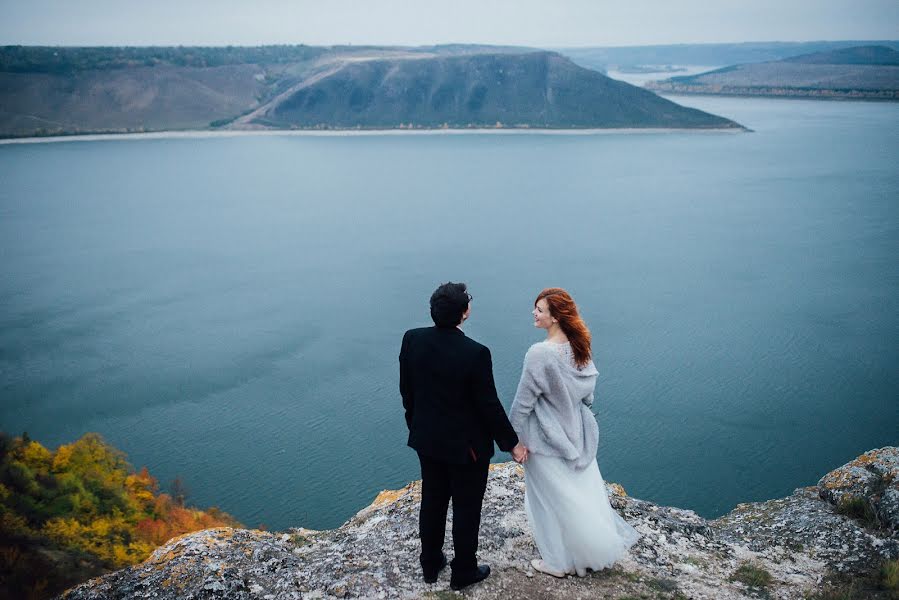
555, 40, 899, 72
783, 45, 899, 65
0, 44, 742, 138
247, 51, 741, 130
646, 45, 899, 100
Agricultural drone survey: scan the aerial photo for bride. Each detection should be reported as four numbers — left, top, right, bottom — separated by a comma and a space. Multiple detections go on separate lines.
510, 287, 640, 578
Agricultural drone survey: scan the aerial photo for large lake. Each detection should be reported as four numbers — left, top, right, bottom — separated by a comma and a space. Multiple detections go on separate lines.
1, 96, 897, 531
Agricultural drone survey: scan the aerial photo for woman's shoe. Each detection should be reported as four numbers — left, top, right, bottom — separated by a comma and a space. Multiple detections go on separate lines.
531, 559, 567, 578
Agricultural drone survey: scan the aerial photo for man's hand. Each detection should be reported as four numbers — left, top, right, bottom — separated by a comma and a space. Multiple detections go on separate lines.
511, 442, 529, 464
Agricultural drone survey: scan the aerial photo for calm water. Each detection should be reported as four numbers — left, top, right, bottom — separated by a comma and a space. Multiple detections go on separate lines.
1, 96, 897, 531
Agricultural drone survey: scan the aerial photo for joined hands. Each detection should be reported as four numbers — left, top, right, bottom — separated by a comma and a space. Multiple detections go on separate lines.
511, 442, 529, 464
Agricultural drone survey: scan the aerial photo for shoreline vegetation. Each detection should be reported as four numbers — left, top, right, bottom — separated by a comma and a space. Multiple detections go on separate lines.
0, 126, 748, 145
649, 85, 899, 101
0, 432, 242, 600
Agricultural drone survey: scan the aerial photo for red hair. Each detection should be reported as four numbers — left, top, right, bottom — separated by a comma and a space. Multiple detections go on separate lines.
536, 288, 592, 368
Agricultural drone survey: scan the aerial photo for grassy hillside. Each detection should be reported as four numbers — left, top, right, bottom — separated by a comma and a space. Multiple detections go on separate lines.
556, 40, 899, 72
646, 45, 899, 100
252, 51, 740, 129
0, 44, 742, 137
783, 45, 899, 65
0, 64, 272, 136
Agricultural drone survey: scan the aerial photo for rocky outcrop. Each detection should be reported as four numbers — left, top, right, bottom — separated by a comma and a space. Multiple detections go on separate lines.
60, 448, 898, 599
817, 446, 899, 531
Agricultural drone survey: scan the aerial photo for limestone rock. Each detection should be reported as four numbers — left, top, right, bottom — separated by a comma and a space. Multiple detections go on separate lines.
60, 449, 899, 599
817, 446, 899, 530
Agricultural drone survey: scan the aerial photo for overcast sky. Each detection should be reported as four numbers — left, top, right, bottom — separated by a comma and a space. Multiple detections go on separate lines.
2, 0, 897, 47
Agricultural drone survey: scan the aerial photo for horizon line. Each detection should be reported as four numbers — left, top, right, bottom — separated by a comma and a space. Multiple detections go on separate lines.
3, 38, 898, 50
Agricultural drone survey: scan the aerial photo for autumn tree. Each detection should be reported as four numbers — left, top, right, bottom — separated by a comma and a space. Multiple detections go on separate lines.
1, 431, 242, 599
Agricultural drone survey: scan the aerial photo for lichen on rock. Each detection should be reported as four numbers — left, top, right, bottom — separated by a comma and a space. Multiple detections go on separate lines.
816, 446, 899, 531
59, 448, 899, 599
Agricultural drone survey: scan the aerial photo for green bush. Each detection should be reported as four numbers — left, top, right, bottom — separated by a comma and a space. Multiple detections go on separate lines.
883, 559, 899, 597
836, 496, 880, 528
732, 561, 773, 588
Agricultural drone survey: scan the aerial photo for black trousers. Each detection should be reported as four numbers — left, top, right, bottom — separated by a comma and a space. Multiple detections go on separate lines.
417, 452, 490, 575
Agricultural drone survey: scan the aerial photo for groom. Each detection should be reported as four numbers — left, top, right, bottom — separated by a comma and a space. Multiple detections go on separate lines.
399, 281, 528, 591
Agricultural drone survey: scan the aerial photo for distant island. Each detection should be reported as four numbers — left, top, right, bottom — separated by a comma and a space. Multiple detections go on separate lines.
0, 45, 742, 138
646, 45, 899, 100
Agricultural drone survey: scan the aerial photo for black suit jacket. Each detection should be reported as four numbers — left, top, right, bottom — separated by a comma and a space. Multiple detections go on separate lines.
399, 326, 519, 464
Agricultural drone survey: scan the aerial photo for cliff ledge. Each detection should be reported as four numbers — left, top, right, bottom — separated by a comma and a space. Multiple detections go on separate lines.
60, 447, 899, 599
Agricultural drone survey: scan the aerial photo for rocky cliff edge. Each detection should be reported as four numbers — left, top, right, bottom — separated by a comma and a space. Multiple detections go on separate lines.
59, 447, 898, 599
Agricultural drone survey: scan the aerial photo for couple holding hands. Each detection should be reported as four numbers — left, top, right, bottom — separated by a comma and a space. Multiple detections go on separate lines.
399, 282, 640, 591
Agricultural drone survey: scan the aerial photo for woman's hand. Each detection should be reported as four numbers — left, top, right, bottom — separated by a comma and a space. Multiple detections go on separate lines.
512, 442, 529, 464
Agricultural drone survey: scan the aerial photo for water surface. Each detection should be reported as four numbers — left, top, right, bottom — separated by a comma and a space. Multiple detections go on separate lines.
1, 96, 897, 530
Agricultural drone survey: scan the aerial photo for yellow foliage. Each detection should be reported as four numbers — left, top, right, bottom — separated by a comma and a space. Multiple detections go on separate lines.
88, 517, 112, 538
43, 516, 84, 543
44, 514, 153, 567
129, 539, 154, 557
126, 467, 158, 509
21, 441, 52, 469
66, 433, 130, 487
112, 544, 136, 566
8, 431, 242, 574
52, 444, 74, 472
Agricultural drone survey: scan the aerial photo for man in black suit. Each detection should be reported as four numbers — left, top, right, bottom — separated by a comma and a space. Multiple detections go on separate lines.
400, 281, 528, 591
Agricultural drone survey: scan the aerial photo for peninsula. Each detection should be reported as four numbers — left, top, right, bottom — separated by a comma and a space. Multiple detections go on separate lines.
0, 45, 742, 138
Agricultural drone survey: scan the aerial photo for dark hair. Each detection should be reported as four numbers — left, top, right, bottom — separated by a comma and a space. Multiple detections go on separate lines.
430, 282, 470, 328
535, 287, 592, 368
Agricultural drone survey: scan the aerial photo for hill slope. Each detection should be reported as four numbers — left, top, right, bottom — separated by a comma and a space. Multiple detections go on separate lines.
783, 45, 899, 65
556, 40, 899, 72
646, 45, 899, 100
240, 51, 741, 130
0, 45, 742, 137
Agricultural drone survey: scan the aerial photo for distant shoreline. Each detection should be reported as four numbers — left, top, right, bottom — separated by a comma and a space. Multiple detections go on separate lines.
649, 87, 899, 102
0, 127, 746, 145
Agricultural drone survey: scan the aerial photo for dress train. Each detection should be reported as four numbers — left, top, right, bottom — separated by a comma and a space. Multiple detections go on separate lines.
524, 453, 640, 577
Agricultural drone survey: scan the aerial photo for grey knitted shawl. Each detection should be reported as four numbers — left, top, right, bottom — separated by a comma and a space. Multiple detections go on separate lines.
509, 341, 599, 470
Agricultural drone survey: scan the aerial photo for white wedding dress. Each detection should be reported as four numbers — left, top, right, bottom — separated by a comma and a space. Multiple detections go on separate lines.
524, 452, 641, 577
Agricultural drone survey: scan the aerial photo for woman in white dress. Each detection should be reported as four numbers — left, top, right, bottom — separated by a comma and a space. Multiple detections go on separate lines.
510, 287, 640, 578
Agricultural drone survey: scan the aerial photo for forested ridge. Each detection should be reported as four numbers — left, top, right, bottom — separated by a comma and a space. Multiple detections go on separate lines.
0, 431, 241, 599
0, 45, 327, 73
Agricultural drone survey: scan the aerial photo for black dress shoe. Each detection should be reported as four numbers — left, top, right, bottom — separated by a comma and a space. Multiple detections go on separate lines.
422, 553, 448, 583
450, 564, 491, 590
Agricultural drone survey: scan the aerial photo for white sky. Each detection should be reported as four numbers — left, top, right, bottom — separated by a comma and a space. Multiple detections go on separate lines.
1, 0, 897, 47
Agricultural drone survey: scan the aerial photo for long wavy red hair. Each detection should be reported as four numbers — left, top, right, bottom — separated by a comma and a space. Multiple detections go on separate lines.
536, 288, 592, 368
